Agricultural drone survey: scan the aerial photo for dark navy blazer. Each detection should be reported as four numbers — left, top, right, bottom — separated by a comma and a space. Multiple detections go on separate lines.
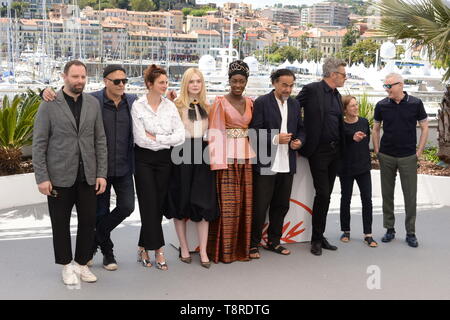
250, 90, 306, 175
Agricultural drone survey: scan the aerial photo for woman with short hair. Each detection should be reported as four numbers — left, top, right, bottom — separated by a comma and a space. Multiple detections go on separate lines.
339, 95, 377, 247
207, 60, 256, 263
131, 64, 185, 270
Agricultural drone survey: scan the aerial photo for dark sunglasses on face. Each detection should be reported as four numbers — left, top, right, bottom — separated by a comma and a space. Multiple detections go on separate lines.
106, 78, 128, 85
383, 82, 401, 89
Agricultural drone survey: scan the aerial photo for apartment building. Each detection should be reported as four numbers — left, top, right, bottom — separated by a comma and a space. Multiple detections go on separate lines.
191, 29, 221, 58
300, 8, 311, 27
309, 2, 349, 27
23, 0, 71, 19
127, 32, 198, 61
186, 15, 208, 32
260, 8, 301, 26
320, 28, 347, 57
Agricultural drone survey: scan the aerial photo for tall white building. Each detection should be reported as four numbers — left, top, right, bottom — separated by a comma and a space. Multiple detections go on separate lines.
309, 2, 349, 27
300, 8, 311, 26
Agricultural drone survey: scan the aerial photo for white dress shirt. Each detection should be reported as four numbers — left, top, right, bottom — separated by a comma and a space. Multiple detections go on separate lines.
271, 96, 290, 173
131, 95, 185, 151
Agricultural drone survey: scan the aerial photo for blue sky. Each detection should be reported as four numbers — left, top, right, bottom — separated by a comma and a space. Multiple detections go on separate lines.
196, 0, 325, 9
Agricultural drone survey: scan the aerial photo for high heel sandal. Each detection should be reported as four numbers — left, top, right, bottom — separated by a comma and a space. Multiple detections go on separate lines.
178, 247, 192, 264
155, 251, 168, 271
137, 248, 152, 268
200, 253, 211, 269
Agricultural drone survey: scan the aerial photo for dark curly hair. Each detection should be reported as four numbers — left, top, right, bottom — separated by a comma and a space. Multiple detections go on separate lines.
144, 64, 167, 89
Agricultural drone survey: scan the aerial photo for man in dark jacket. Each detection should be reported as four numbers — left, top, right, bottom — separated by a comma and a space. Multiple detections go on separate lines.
41, 65, 137, 270
249, 68, 305, 259
296, 57, 347, 256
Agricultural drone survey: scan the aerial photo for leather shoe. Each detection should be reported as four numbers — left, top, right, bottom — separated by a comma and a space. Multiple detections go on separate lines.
381, 229, 396, 242
321, 238, 337, 250
406, 234, 419, 248
310, 241, 322, 256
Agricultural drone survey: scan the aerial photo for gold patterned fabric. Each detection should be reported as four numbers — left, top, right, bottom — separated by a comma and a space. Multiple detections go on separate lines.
226, 128, 249, 138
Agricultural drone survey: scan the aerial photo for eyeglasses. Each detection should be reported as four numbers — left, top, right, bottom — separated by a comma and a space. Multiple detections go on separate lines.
383, 82, 401, 89
106, 78, 128, 85
335, 71, 347, 78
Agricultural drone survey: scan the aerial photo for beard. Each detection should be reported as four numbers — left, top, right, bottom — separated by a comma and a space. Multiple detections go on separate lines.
67, 83, 85, 95
281, 95, 290, 102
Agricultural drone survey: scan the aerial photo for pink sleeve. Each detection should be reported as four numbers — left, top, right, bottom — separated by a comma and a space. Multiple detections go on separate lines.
208, 97, 228, 170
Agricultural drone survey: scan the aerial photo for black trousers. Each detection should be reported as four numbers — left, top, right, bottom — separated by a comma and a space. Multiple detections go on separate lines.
339, 171, 373, 234
134, 146, 172, 250
251, 172, 294, 248
47, 181, 97, 265
308, 143, 341, 242
95, 173, 135, 253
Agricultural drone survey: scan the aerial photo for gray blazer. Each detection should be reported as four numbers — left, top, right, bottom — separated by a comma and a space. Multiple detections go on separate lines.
32, 89, 108, 187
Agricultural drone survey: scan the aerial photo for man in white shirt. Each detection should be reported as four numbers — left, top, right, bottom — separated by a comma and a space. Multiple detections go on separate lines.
249, 69, 306, 259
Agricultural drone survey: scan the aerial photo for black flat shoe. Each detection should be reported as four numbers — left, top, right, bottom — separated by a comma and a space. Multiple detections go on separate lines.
310, 241, 322, 256
382, 229, 396, 243
406, 234, 419, 248
321, 238, 337, 250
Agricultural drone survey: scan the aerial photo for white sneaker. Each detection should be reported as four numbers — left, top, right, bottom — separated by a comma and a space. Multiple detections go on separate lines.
62, 264, 79, 286
86, 259, 93, 267
74, 263, 97, 283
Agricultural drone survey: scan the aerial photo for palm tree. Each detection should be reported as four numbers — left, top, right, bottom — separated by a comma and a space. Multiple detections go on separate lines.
0, 90, 40, 175
378, 0, 450, 162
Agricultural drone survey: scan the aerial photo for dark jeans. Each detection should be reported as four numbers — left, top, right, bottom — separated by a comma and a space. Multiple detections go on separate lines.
47, 181, 97, 265
95, 174, 135, 253
308, 143, 340, 242
251, 172, 294, 248
339, 171, 373, 235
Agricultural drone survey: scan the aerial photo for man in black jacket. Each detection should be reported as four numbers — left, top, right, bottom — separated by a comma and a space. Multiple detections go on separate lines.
249, 69, 305, 259
41, 65, 137, 270
296, 57, 347, 256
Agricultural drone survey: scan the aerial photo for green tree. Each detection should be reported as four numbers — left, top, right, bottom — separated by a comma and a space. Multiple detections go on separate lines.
111, 0, 130, 9
338, 39, 380, 66
378, 0, 449, 81
182, 8, 192, 16
0, 91, 40, 175
267, 46, 301, 63
305, 48, 322, 62
131, 0, 156, 11
395, 45, 405, 59
378, 0, 450, 163
79, 0, 112, 10
342, 28, 359, 48
1, 1, 30, 18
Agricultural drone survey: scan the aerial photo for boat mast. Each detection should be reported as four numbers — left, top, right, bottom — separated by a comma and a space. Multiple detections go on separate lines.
6, 0, 14, 75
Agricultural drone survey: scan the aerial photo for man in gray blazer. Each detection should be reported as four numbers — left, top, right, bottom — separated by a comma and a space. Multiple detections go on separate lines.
33, 60, 108, 285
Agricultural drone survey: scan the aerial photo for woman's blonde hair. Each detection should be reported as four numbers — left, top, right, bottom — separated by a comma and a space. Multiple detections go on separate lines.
174, 67, 209, 114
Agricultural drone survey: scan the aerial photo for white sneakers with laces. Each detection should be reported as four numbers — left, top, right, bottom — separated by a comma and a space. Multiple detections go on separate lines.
73, 262, 97, 283
62, 263, 79, 285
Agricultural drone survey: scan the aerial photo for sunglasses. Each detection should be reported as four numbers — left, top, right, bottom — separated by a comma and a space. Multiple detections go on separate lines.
106, 78, 128, 85
335, 71, 347, 78
50, 189, 58, 198
383, 82, 400, 89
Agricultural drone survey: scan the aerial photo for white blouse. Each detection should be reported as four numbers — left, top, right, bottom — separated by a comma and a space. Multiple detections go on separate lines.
131, 95, 185, 151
